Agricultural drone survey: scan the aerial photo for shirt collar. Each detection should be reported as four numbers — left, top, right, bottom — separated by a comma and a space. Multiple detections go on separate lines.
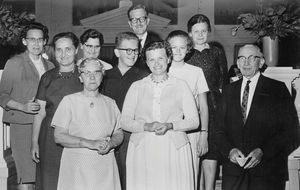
242, 72, 260, 85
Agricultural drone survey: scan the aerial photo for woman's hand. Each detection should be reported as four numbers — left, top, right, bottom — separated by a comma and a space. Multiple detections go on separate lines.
144, 122, 159, 132
197, 132, 209, 157
155, 123, 173, 136
22, 101, 40, 114
31, 142, 40, 163
97, 140, 112, 155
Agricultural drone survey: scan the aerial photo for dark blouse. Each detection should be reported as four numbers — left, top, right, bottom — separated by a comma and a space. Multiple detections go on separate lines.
101, 66, 149, 111
186, 43, 229, 92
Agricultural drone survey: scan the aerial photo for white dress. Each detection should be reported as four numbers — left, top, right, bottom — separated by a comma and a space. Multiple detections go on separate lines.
169, 63, 209, 184
121, 76, 199, 190
51, 92, 121, 190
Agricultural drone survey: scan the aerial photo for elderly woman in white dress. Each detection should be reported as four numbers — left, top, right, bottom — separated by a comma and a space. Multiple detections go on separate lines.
121, 41, 199, 190
51, 58, 123, 190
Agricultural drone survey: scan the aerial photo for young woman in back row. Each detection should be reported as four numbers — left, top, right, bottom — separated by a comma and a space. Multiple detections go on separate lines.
186, 14, 229, 190
166, 30, 209, 189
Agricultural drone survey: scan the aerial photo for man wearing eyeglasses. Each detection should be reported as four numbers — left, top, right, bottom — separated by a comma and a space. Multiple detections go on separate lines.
127, 4, 161, 72
215, 44, 299, 190
101, 31, 149, 190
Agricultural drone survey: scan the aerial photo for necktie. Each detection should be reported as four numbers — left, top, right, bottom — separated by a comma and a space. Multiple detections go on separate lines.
241, 80, 251, 123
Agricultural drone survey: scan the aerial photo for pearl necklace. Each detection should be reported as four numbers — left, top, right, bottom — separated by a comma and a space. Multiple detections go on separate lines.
150, 74, 169, 85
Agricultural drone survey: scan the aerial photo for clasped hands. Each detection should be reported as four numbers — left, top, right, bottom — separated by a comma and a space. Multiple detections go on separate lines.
89, 138, 112, 155
144, 122, 173, 135
229, 148, 263, 169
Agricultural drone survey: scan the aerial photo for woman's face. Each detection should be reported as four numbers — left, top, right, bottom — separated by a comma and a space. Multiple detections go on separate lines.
22, 29, 46, 56
81, 38, 101, 59
55, 37, 77, 67
146, 48, 170, 76
168, 36, 188, 63
189, 22, 209, 46
80, 61, 104, 92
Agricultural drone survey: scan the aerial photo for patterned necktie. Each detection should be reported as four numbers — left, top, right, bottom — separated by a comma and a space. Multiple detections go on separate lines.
241, 80, 251, 123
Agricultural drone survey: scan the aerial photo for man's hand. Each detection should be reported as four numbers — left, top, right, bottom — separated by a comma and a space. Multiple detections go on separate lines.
229, 148, 245, 165
244, 148, 263, 169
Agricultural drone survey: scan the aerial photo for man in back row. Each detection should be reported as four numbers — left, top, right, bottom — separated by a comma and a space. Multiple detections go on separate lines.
127, 4, 161, 72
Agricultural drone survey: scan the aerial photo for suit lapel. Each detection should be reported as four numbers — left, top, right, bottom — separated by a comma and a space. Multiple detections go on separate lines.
246, 75, 269, 124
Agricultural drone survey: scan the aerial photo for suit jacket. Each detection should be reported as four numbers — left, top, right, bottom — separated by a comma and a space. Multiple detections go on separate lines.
215, 74, 299, 180
135, 31, 161, 72
0, 51, 55, 124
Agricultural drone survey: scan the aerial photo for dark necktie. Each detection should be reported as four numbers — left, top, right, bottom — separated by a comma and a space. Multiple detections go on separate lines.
139, 39, 143, 52
241, 80, 251, 123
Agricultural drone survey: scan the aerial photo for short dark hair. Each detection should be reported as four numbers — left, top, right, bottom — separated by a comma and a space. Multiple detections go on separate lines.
20, 22, 49, 43
114, 32, 139, 48
187, 14, 211, 33
80, 29, 104, 46
52, 32, 79, 49
144, 41, 173, 60
127, 4, 149, 19
166, 30, 193, 53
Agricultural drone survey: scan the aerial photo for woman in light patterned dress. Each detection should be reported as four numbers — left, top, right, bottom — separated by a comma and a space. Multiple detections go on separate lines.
52, 58, 123, 190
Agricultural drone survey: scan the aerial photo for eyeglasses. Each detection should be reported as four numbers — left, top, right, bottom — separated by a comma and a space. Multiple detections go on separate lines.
237, 55, 261, 64
84, 43, 101, 50
81, 70, 103, 77
117, 48, 139, 55
26, 38, 44, 44
129, 16, 147, 24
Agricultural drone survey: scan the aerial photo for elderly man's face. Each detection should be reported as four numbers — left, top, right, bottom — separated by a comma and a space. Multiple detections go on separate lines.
237, 45, 264, 79
128, 8, 149, 36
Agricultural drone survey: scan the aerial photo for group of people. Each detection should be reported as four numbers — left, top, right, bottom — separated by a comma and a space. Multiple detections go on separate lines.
0, 3, 299, 190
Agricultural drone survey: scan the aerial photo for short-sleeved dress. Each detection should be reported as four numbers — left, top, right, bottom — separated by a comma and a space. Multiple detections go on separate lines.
121, 75, 199, 190
169, 63, 209, 183
35, 67, 83, 190
51, 92, 121, 190
186, 44, 229, 160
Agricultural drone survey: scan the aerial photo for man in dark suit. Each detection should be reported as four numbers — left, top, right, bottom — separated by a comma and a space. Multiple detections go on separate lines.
127, 4, 161, 72
215, 44, 299, 190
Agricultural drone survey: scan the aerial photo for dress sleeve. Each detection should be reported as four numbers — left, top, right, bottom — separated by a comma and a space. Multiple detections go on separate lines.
121, 82, 146, 133
112, 100, 121, 133
0, 59, 22, 110
51, 96, 72, 129
173, 81, 199, 131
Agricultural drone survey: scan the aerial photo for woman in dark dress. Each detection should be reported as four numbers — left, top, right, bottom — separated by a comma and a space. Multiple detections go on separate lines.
31, 32, 83, 190
186, 14, 229, 190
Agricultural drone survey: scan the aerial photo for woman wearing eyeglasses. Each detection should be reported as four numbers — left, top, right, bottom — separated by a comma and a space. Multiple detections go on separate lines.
52, 58, 122, 190
0, 22, 54, 190
77, 29, 112, 69
31, 32, 83, 190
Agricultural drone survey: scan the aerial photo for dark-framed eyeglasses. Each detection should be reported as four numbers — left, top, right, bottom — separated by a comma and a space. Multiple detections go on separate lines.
117, 48, 139, 55
26, 38, 44, 44
129, 16, 147, 24
84, 43, 101, 50
237, 55, 262, 64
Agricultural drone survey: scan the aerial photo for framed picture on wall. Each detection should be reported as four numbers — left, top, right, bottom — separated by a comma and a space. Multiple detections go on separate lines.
73, 0, 178, 25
